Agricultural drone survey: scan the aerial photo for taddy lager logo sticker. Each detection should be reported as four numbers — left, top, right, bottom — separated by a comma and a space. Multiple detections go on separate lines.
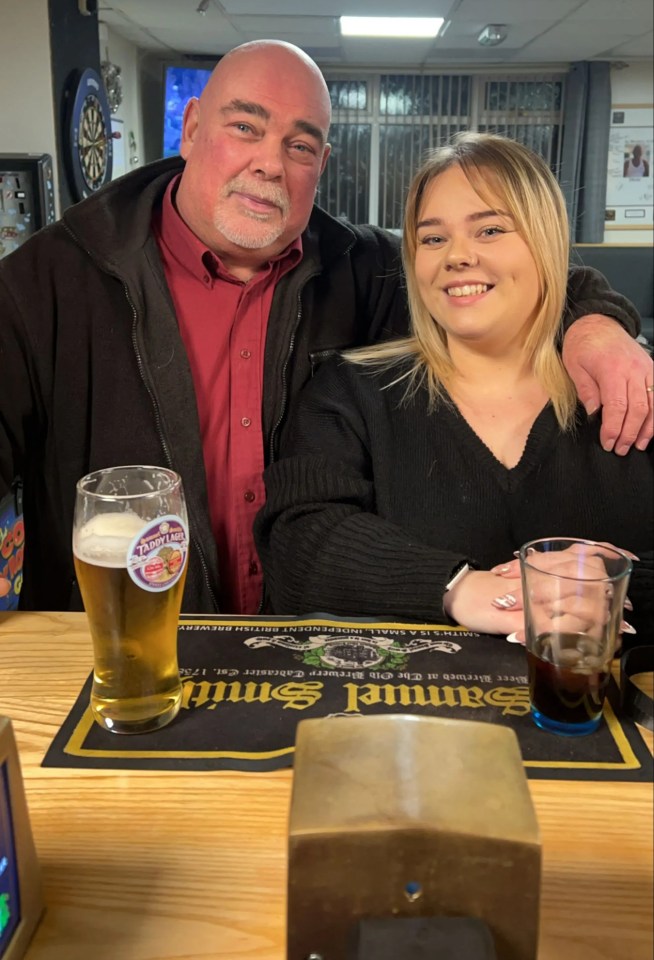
127, 515, 188, 592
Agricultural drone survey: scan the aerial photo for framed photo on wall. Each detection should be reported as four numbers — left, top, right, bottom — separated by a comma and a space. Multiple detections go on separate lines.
605, 105, 653, 229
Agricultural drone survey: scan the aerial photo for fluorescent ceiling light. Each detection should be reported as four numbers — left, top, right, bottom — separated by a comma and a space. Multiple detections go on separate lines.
340, 16, 444, 38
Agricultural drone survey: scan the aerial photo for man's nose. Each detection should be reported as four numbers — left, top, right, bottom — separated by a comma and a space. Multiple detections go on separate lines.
249, 137, 284, 179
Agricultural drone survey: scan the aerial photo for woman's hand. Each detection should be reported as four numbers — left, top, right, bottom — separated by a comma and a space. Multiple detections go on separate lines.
443, 570, 524, 636
490, 541, 638, 643
490, 540, 638, 581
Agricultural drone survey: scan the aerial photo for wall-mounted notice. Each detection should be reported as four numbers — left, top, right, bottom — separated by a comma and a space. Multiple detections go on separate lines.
605, 106, 653, 229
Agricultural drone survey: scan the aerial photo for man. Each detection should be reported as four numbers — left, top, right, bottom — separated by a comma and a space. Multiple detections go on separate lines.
623, 144, 650, 178
0, 40, 652, 613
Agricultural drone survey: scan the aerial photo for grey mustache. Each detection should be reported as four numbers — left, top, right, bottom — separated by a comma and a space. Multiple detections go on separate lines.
225, 179, 290, 214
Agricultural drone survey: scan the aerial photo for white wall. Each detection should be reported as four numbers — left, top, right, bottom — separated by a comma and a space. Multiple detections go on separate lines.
0, 0, 59, 214
611, 61, 654, 104
98, 24, 145, 180
604, 60, 654, 244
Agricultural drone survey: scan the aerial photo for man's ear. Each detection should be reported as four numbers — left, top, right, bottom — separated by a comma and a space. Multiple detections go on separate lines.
319, 142, 332, 176
180, 98, 200, 159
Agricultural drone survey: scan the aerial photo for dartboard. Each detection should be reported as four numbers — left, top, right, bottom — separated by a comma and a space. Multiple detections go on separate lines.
66, 68, 113, 201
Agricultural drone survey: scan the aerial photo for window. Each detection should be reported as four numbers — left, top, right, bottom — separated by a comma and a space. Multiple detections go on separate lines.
320, 72, 565, 229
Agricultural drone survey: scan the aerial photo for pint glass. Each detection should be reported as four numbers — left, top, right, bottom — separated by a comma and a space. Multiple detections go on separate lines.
520, 537, 632, 736
73, 466, 188, 734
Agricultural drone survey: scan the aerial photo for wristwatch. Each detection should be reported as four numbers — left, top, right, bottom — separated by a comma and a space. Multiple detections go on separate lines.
444, 562, 472, 592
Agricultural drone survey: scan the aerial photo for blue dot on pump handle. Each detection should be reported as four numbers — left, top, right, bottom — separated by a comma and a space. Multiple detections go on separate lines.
405, 880, 422, 899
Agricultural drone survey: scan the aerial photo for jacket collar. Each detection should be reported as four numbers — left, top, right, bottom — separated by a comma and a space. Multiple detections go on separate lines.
62, 157, 358, 275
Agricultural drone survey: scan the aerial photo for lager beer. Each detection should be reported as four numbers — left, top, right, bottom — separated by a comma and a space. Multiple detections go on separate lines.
73, 467, 188, 735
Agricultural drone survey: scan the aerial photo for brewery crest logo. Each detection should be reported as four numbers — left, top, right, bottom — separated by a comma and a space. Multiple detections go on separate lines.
244, 633, 462, 671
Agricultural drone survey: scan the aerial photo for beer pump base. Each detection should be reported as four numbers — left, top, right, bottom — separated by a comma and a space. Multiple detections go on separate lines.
288, 715, 541, 960
0, 717, 45, 960
349, 916, 497, 959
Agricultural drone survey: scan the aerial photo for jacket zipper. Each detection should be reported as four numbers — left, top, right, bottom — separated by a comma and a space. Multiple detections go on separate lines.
267, 289, 303, 467
260, 241, 354, 613
268, 266, 329, 466
123, 282, 219, 612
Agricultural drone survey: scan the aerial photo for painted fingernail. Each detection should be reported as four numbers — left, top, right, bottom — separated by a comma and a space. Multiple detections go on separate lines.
620, 621, 637, 635
492, 594, 517, 609
491, 564, 511, 574
624, 597, 633, 611
585, 404, 599, 417
616, 444, 630, 456
506, 632, 522, 644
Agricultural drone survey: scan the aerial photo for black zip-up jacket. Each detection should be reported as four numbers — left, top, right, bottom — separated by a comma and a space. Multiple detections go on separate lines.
0, 158, 640, 612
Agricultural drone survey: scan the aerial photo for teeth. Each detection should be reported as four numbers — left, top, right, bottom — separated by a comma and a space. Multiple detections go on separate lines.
447, 284, 489, 297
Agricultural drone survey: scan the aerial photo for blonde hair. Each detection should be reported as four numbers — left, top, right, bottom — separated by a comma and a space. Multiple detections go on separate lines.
346, 132, 577, 430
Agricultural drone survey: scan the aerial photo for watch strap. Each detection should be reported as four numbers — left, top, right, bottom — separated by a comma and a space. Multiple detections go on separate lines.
445, 562, 471, 592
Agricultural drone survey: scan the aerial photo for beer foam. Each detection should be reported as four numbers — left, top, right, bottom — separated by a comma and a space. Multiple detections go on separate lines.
74, 512, 145, 567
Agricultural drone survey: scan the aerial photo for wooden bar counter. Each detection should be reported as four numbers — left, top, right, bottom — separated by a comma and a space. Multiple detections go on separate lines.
1, 611, 652, 960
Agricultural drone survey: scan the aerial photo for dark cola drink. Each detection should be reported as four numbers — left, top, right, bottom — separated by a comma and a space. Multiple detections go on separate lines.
527, 632, 611, 735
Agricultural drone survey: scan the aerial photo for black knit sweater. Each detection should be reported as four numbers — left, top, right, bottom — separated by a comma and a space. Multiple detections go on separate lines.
255, 358, 653, 631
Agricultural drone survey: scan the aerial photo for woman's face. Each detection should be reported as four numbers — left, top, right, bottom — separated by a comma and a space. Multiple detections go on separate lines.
413, 165, 541, 350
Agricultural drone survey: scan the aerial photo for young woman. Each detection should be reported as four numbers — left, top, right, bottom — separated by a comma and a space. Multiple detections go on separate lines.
255, 134, 653, 638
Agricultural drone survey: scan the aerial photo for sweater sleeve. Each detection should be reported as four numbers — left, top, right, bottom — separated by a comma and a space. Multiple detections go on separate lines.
564, 264, 640, 336
255, 362, 471, 621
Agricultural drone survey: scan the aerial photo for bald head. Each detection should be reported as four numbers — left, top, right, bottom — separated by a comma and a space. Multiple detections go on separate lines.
175, 39, 332, 278
212, 40, 331, 115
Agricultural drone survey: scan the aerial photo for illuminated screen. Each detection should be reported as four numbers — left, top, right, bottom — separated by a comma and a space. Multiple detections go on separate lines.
162, 66, 213, 158
0, 762, 21, 957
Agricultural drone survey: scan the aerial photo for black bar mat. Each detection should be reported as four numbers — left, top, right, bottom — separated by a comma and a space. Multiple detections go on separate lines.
42, 616, 653, 781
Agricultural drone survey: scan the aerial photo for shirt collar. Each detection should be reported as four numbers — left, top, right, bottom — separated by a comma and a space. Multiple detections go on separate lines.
156, 173, 303, 285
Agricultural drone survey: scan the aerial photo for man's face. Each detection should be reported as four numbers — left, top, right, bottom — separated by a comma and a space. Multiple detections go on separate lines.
633, 145, 643, 162
177, 47, 331, 269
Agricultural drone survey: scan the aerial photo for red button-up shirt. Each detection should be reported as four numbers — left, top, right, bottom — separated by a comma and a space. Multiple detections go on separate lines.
153, 175, 302, 613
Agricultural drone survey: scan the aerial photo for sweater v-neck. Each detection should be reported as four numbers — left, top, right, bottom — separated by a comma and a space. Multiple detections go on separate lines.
442, 395, 559, 492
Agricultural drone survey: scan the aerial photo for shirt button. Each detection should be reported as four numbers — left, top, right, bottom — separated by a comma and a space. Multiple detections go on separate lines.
248, 561, 259, 575
244, 490, 256, 503
241, 417, 252, 428
240, 349, 251, 359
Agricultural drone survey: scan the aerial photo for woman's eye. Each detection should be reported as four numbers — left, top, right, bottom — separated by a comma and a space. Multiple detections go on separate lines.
419, 235, 445, 246
481, 226, 505, 237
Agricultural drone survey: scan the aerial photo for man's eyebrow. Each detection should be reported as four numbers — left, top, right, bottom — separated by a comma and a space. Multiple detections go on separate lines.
221, 99, 270, 121
416, 209, 511, 228
220, 99, 325, 145
293, 119, 326, 145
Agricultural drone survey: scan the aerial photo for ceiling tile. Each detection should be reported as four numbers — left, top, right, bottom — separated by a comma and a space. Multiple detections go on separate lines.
604, 32, 654, 57
341, 36, 436, 65
567, 0, 653, 21
222, 0, 451, 14
454, 0, 580, 24
513, 21, 645, 61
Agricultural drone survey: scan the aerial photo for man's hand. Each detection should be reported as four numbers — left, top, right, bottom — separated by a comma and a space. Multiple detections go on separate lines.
562, 314, 653, 454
